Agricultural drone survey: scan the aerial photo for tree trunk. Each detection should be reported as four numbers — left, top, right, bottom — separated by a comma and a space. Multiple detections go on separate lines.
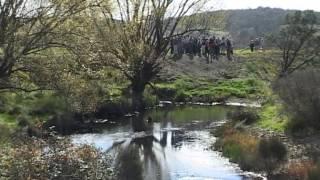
131, 82, 146, 111
132, 113, 147, 132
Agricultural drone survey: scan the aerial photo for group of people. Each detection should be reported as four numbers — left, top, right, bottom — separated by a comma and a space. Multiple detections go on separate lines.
170, 35, 234, 63
249, 37, 264, 52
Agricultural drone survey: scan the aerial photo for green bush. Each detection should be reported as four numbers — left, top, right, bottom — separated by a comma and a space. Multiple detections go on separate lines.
223, 143, 244, 162
143, 88, 159, 107
175, 90, 190, 102
31, 94, 68, 116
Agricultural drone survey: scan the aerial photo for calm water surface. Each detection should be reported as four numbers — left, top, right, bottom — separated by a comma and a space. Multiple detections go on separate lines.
71, 106, 264, 180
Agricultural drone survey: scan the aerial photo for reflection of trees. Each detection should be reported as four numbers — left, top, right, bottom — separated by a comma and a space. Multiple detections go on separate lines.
112, 113, 203, 180
171, 131, 185, 148
114, 135, 169, 180
116, 143, 144, 180
160, 131, 167, 147
131, 115, 147, 132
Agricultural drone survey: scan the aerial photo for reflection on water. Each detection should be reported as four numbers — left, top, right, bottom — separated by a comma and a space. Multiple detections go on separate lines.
71, 106, 263, 180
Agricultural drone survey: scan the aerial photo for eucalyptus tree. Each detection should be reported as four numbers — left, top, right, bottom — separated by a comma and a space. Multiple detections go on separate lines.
90, 0, 213, 110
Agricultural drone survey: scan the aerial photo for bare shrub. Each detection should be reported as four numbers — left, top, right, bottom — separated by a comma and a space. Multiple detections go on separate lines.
0, 138, 114, 180
274, 69, 320, 131
229, 108, 260, 125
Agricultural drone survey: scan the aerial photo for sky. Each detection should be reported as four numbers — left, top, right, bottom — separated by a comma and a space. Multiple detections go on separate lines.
217, 0, 320, 11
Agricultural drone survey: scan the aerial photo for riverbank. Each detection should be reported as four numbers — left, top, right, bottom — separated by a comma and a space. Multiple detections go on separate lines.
213, 108, 320, 179
1, 50, 320, 179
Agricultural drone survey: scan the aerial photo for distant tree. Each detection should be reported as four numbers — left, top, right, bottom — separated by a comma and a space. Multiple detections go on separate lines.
90, 0, 212, 110
270, 10, 320, 77
0, 0, 89, 92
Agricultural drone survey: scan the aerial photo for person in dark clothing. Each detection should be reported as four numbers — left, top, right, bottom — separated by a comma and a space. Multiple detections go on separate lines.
170, 39, 174, 54
208, 37, 216, 63
226, 38, 233, 61
215, 37, 221, 60
220, 37, 226, 55
249, 40, 255, 52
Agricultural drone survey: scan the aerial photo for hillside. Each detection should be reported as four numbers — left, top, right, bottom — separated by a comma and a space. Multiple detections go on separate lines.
206, 7, 320, 47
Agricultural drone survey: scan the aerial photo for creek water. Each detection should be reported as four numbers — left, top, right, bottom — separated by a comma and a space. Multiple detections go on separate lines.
71, 106, 265, 180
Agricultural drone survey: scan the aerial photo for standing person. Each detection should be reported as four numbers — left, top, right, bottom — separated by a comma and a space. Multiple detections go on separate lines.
208, 37, 216, 63
201, 37, 207, 57
215, 37, 221, 60
192, 37, 198, 55
220, 37, 226, 55
170, 39, 174, 55
226, 38, 233, 61
255, 38, 260, 51
173, 38, 179, 56
249, 40, 255, 52
177, 37, 183, 55
260, 37, 264, 50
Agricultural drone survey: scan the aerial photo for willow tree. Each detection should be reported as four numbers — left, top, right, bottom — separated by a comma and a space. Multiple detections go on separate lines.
91, 0, 212, 110
0, 0, 91, 92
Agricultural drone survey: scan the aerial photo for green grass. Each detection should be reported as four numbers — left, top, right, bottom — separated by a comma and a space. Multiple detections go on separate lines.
0, 113, 17, 144
155, 77, 265, 102
235, 49, 280, 59
0, 113, 17, 129
256, 104, 288, 132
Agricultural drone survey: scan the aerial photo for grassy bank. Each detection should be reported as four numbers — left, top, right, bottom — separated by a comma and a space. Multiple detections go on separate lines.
213, 121, 320, 179
255, 104, 288, 132
213, 123, 287, 176
155, 77, 266, 102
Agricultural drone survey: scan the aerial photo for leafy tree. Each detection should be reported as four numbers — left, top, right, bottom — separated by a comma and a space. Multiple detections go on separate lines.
89, 0, 212, 110
270, 10, 320, 77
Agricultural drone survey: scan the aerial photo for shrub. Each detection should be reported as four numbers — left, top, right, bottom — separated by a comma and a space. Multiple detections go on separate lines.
229, 108, 259, 125
0, 124, 12, 144
214, 126, 263, 171
96, 97, 132, 118
258, 138, 287, 161
30, 95, 69, 118
0, 138, 114, 180
214, 125, 287, 174
274, 69, 320, 131
258, 137, 287, 174
143, 88, 159, 107
308, 164, 320, 180
175, 90, 190, 102
286, 161, 320, 180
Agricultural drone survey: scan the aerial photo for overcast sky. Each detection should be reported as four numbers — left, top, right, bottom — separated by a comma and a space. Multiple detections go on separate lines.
217, 0, 320, 11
